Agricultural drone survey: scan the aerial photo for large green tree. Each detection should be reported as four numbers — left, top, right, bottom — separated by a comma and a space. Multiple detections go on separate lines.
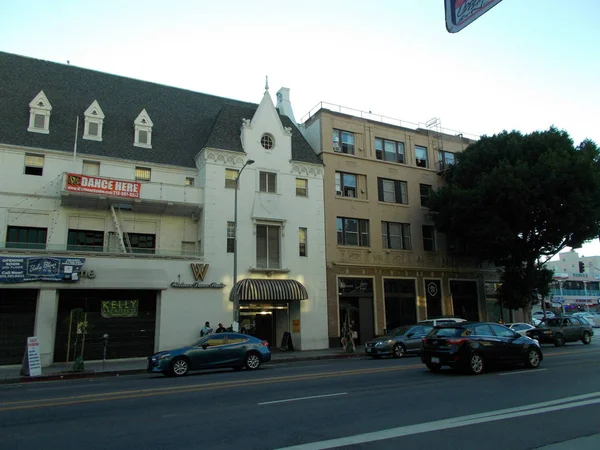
429, 127, 600, 317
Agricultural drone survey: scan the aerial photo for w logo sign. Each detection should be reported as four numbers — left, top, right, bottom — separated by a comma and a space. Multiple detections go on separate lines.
190, 263, 209, 281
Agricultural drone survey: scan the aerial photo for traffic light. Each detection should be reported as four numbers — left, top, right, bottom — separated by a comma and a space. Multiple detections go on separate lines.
579, 261, 585, 273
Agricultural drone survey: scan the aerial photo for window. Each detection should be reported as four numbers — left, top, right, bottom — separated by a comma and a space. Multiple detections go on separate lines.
28, 90, 51, 134
227, 222, 235, 253
6, 226, 47, 250
259, 172, 277, 193
256, 224, 280, 268
83, 100, 105, 141
134, 109, 153, 148
88, 122, 99, 136
333, 129, 355, 154
375, 138, 405, 164
381, 222, 411, 250
185, 177, 195, 187
296, 178, 308, 197
204, 335, 225, 347
225, 169, 239, 188
437, 150, 455, 171
337, 217, 370, 247
128, 233, 155, 254
423, 225, 436, 252
135, 167, 151, 181
490, 324, 516, 338
34, 114, 45, 129
261, 134, 274, 150
415, 145, 428, 168
24, 154, 44, 176
472, 324, 494, 336
67, 230, 104, 251
377, 178, 408, 204
299, 227, 307, 257
82, 160, 100, 176
335, 172, 357, 198
420, 184, 432, 207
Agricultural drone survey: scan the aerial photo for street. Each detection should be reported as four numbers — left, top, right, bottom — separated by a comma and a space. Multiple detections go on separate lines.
1, 342, 599, 449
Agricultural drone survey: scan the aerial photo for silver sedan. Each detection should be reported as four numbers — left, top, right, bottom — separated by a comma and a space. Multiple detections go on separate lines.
365, 325, 433, 358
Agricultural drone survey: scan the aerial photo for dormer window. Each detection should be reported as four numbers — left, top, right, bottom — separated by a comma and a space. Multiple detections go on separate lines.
83, 100, 105, 141
134, 109, 153, 148
27, 90, 52, 134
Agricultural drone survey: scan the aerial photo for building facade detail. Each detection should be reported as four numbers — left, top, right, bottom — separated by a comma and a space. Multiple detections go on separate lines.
0, 51, 327, 368
27, 90, 52, 134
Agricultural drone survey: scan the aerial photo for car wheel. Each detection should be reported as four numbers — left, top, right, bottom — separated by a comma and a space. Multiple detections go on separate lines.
525, 347, 541, 369
554, 333, 565, 347
466, 353, 484, 375
582, 331, 592, 345
170, 357, 189, 377
392, 343, 406, 358
426, 363, 441, 373
244, 352, 261, 370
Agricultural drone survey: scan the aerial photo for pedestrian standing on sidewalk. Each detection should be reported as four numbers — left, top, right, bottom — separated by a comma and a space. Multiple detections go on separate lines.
200, 321, 213, 337
216, 323, 226, 333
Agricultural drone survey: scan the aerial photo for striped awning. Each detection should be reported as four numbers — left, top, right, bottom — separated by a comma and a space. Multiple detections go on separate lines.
229, 278, 309, 302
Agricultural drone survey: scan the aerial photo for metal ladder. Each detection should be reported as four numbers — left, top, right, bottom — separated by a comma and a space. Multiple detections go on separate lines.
110, 205, 132, 253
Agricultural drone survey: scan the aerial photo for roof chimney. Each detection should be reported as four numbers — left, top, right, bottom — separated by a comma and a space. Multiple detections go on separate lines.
276, 87, 297, 125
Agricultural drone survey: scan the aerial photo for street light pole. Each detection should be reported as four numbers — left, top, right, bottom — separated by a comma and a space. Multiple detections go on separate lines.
232, 159, 255, 331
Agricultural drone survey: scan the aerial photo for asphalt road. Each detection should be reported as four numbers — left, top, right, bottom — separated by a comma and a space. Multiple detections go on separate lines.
1, 341, 600, 450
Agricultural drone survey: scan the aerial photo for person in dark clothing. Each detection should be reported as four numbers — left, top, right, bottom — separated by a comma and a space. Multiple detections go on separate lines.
216, 323, 226, 333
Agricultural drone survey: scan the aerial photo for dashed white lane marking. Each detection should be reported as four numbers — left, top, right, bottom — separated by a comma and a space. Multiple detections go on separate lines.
498, 369, 548, 376
258, 392, 347, 406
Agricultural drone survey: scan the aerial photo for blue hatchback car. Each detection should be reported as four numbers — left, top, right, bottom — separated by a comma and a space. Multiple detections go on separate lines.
147, 332, 272, 377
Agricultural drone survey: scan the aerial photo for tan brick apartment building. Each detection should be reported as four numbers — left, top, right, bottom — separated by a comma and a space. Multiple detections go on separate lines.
299, 103, 502, 347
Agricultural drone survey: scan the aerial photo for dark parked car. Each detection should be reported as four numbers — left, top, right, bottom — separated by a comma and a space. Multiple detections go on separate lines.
365, 325, 433, 358
147, 332, 271, 377
421, 322, 543, 375
526, 316, 593, 347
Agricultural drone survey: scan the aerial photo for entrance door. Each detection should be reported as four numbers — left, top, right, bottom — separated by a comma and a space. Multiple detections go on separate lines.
450, 280, 479, 321
384, 279, 417, 331
0, 289, 37, 365
253, 314, 274, 344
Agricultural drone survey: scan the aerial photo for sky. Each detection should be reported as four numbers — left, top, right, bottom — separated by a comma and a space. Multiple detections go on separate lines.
1, 0, 599, 256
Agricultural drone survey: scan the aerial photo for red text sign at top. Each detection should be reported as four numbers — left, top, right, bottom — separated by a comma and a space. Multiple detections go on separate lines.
66, 173, 142, 198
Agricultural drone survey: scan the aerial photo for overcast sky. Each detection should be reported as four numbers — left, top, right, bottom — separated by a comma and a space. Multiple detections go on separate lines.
2, 0, 599, 257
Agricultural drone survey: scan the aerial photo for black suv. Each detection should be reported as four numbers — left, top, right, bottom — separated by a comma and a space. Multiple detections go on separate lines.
421, 322, 543, 375
526, 316, 593, 347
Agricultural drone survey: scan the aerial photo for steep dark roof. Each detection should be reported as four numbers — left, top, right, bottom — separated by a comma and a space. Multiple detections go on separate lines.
0, 51, 321, 167
204, 103, 321, 164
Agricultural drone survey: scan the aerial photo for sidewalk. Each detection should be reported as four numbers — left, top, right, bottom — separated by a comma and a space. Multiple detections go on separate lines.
0, 345, 366, 384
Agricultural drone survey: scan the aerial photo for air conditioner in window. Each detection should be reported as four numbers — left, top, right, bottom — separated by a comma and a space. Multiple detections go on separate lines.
333, 145, 342, 153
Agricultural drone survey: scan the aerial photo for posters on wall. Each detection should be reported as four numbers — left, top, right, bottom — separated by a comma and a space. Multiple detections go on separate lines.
0, 256, 86, 283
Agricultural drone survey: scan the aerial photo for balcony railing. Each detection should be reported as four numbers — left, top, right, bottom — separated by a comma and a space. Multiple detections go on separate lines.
300, 101, 480, 141
60, 172, 203, 216
0, 243, 203, 259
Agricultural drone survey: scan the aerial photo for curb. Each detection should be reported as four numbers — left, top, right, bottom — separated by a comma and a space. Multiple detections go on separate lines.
0, 352, 367, 384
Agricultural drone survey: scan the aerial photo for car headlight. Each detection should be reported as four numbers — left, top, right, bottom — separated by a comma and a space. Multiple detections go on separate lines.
375, 340, 392, 347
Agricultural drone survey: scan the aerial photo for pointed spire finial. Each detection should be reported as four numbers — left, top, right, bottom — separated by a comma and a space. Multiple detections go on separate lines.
265, 75, 269, 92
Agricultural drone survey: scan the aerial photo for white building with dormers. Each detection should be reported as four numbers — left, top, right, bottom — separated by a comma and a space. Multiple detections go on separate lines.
0, 51, 328, 367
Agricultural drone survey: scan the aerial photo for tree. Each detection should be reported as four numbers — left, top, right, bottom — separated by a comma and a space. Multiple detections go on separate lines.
429, 127, 600, 318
